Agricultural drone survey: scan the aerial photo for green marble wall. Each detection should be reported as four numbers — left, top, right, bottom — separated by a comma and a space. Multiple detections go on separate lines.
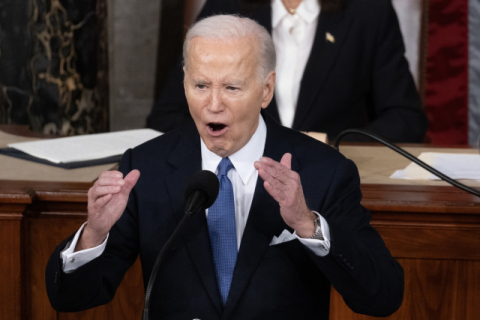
0, 0, 108, 135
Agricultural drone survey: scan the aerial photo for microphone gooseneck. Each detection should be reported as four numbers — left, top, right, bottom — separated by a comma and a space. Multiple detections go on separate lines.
143, 170, 219, 320
333, 129, 480, 198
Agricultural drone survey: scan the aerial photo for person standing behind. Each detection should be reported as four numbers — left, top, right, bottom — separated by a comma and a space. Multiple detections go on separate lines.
147, 0, 428, 142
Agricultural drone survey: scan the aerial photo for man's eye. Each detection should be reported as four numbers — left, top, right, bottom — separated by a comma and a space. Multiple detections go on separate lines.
197, 84, 206, 89
227, 86, 238, 91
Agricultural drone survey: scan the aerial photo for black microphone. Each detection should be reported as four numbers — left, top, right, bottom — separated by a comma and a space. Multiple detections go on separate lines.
184, 170, 220, 215
143, 170, 219, 320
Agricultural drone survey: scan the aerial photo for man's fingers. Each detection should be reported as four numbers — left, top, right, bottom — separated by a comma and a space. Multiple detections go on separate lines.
89, 170, 139, 205
259, 162, 282, 181
280, 153, 292, 169
259, 156, 293, 174
257, 166, 288, 191
121, 170, 141, 195
256, 157, 296, 185
95, 171, 125, 188
264, 181, 286, 203
255, 155, 305, 210
99, 170, 123, 179
97, 177, 125, 187
94, 186, 122, 197
259, 155, 291, 170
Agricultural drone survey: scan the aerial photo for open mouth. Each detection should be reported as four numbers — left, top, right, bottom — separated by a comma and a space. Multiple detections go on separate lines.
208, 123, 227, 132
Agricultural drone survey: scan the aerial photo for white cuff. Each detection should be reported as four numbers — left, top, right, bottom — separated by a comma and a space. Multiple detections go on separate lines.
60, 222, 109, 273
295, 211, 331, 257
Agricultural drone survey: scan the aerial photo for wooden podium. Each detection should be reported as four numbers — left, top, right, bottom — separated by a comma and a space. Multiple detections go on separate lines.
1, 127, 479, 320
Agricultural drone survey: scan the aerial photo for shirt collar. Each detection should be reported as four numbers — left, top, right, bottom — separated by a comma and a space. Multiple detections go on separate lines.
272, 0, 289, 28
271, 0, 321, 28
297, 0, 321, 23
201, 114, 267, 185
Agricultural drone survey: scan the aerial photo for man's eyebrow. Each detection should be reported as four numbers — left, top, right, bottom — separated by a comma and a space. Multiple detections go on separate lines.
192, 78, 210, 84
223, 80, 245, 86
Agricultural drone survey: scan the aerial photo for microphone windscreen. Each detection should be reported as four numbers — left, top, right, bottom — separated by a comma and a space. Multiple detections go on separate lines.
184, 170, 219, 209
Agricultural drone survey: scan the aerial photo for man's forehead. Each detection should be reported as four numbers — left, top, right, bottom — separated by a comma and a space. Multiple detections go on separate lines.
188, 36, 257, 60
186, 37, 258, 80
191, 76, 246, 85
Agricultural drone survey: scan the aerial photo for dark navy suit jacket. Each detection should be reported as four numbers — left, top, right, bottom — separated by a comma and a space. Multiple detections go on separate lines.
46, 113, 403, 319
147, 0, 428, 143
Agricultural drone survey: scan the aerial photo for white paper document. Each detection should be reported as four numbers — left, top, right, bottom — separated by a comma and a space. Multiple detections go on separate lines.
391, 152, 480, 180
8, 129, 162, 164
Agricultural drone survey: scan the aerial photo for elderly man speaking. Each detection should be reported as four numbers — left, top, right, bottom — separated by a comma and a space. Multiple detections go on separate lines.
46, 15, 403, 319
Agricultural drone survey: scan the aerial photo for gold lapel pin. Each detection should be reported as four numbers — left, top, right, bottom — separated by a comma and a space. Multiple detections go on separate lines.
326, 32, 335, 43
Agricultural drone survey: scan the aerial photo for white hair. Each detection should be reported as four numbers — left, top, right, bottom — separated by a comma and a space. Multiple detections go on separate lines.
183, 15, 276, 82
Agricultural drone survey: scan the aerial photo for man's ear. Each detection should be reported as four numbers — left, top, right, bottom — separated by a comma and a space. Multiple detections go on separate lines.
261, 71, 276, 109
183, 66, 188, 90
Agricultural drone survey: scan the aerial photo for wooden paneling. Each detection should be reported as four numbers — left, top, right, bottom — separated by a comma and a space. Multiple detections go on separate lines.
25, 214, 86, 320
361, 184, 480, 214
376, 223, 480, 260
23, 202, 145, 320
57, 258, 144, 320
330, 259, 480, 320
0, 211, 24, 320
1, 180, 480, 319
329, 184, 480, 320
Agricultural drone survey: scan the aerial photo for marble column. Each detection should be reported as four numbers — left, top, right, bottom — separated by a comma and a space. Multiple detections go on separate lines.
0, 1, 32, 127
0, 0, 109, 134
107, 0, 161, 131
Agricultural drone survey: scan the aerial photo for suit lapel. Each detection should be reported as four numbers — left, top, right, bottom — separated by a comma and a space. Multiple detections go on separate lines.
164, 124, 224, 314
164, 123, 202, 221
293, 9, 353, 129
184, 210, 224, 314
222, 115, 300, 319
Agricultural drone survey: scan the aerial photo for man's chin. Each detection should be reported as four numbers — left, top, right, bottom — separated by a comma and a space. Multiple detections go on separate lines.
213, 147, 230, 158
204, 140, 231, 158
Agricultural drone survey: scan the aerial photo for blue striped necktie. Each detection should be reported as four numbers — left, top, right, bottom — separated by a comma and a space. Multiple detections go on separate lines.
207, 157, 238, 305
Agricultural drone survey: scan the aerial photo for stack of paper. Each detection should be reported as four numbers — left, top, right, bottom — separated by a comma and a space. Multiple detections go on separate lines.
1, 129, 162, 169
390, 152, 480, 180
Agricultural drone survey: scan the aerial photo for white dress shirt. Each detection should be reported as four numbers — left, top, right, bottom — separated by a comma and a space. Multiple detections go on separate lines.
272, 0, 320, 128
61, 115, 330, 273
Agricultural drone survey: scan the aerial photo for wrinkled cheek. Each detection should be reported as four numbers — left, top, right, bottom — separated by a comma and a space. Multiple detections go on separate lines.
187, 101, 203, 120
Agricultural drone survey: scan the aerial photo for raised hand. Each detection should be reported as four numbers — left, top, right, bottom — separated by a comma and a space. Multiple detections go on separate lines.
76, 170, 140, 251
254, 153, 316, 238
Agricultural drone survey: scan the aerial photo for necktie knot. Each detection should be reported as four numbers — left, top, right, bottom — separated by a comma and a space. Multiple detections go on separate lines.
217, 157, 234, 177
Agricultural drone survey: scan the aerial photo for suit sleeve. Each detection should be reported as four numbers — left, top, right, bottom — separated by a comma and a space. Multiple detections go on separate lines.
362, 1, 428, 143
308, 158, 404, 317
45, 149, 140, 312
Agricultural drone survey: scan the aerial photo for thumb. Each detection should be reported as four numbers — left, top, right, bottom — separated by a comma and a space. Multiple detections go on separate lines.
280, 153, 292, 169
121, 169, 140, 194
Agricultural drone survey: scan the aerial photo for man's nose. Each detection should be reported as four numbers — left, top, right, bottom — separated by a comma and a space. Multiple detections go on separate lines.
208, 89, 225, 112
